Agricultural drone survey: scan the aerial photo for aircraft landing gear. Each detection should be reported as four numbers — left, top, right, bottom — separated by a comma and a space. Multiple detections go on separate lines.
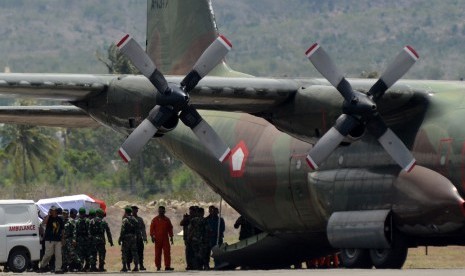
341, 244, 408, 269
340, 248, 372, 268
369, 245, 408, 269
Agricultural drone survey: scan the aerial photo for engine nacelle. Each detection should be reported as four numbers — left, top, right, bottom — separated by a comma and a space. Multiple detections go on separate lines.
327, 209, 392, 249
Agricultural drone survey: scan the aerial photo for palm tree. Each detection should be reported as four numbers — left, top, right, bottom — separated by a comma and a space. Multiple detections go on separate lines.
1, 124, 59, 185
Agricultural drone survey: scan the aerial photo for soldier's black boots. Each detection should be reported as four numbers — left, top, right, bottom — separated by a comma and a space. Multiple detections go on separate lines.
90, 265, 98, 272
139, 262, 146, 271
120, 265, 128, 272
99, 264, 106, 272
132, 264, 139, 272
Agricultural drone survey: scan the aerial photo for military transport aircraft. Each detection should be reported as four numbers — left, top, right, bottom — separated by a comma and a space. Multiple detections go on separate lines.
1, 0, 465, 270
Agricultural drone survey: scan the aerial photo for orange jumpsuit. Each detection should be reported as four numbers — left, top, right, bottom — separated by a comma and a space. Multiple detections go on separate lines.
150, 215, 174, 269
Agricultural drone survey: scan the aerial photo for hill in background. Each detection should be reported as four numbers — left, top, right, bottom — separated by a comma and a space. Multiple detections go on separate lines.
1, 0, 465, 80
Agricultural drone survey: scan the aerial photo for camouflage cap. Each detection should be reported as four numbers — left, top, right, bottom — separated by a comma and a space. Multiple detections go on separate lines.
62, 209, 69, 214
78, 207, 86, 214
89, 209, 96, 216
49, 205, 57, 211
124, 206, 132, 213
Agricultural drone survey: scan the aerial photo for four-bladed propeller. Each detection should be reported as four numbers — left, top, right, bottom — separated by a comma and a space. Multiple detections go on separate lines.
117, 34, 232, 163
305, 43, 418, 172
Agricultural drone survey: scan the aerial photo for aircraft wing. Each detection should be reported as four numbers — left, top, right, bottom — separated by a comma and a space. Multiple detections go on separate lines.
0, 105, 100, 128
0, 73, 431, 135
0, 73, 111, 101
169, 76, 299, 113
0, 73, 300, 128
0, 73, 114, 127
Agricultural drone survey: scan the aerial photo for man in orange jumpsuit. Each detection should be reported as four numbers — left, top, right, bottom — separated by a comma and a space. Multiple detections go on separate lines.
149, 206, 174, 271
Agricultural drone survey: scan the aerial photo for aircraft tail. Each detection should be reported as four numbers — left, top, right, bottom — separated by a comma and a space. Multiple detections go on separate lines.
146, 0, 248, 77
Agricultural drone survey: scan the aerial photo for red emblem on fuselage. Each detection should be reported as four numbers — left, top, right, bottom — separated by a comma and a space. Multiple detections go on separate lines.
229, 140, 249, 178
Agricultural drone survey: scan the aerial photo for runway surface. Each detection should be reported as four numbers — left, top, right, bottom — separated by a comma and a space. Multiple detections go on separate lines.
3, 270, 465, 276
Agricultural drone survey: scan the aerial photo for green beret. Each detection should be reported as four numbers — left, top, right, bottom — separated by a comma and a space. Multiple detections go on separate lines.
78, 207, 86, 214
96, 208, 104, 215
124, 206, 132, 213
89, 209, 96, 216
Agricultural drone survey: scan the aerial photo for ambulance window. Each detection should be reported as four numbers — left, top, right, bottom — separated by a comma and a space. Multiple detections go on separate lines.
4, 205, 30, 224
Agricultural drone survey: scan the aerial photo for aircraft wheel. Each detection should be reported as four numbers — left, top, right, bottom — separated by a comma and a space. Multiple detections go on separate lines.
369, 246, 408, 269
340, 248, 372, 268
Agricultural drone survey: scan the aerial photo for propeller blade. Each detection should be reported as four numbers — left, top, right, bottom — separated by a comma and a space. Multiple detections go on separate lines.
368, 46, 419, 101
192, 120, 231, 162
378, 129, 416, 172
180, 105, 231, 162
305, 43, 354, 102
181, 35, 232, 92
118, 105, 174, 163
119, 118, 158, 163
306, 114, 359, 170
117, 34, 169, 94
367, 115, 416, 172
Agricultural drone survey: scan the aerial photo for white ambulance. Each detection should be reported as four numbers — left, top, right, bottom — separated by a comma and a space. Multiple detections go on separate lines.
0, 200, 41, 272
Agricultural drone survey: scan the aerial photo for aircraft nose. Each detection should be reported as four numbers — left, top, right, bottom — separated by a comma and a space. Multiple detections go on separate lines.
393, 165, 465, 234
460, 200, 465, 217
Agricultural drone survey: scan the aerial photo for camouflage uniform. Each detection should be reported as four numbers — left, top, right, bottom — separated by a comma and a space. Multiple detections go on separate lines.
131, 213, 147, 270
63, 216, 81, 271
89, 210, 113, 271
202, 217, 212, 269
180, 212, 193, 269
75, 213, 91, 271
188, 216, 210, 270
119, 212, 139, 271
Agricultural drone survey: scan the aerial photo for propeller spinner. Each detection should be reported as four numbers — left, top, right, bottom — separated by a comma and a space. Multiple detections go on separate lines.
305, 43, 418, 172
117, 34, 232, 163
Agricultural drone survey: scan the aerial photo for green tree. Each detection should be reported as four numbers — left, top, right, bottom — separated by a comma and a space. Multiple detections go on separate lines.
0, 124, 59, 185
96, 43, 138, 74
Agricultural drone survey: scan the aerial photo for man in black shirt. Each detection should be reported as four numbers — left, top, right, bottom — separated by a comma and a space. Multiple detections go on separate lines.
39, 205, 64, 274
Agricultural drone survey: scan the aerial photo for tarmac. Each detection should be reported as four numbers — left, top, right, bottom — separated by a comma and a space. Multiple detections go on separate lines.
2, 270, 465, 276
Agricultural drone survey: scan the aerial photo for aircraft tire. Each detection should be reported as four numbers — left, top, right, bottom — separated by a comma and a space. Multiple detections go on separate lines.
369, 246, 408, 269
340, 248, 372, 268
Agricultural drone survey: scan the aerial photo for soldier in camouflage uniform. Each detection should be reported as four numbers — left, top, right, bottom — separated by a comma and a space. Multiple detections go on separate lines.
75, 208, 91, 272
87, 209, 98, 272
188, 207, 210, 270
200, 208, 212, 269
180, 206, 196, 270
118, 207, 139, 272
62, 209, 81, 272
89, 208, 114, 272
131, 206, 147, 270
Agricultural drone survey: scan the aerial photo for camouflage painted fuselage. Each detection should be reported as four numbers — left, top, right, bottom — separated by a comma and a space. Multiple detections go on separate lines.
154, 78, 465, 241
88, 75, 465, 248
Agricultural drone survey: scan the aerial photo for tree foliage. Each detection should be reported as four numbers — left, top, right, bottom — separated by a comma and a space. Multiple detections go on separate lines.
0, 124, 58, 185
